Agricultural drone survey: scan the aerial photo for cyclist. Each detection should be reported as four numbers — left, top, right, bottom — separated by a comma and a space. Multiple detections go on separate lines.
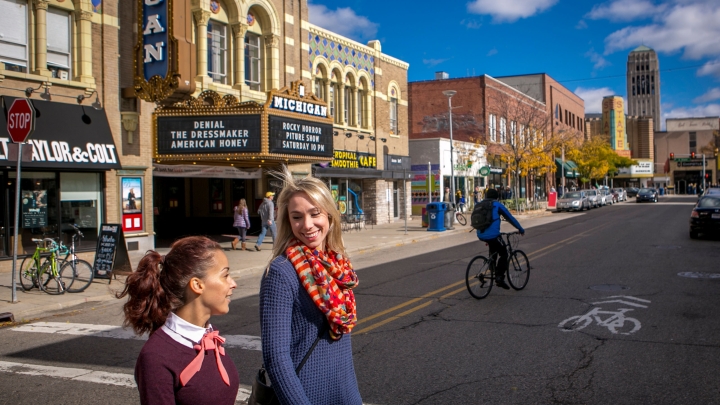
475, 188, 525, 289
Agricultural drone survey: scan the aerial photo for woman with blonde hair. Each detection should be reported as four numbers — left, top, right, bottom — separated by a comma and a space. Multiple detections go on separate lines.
258, 167, 362, 405
232, 199, 250, 250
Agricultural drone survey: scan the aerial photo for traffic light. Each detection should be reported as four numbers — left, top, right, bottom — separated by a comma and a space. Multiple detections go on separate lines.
706, 173, 710, 179
691, 152, 696, 159
669, 152, 674, 160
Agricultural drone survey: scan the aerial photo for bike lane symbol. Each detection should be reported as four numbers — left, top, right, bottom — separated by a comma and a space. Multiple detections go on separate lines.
558, 295, 651, 336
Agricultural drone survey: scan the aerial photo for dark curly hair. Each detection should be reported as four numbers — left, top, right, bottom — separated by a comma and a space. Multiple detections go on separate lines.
116, 236, 222, 336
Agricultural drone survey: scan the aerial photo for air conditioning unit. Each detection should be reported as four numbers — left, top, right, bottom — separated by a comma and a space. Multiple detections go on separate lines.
59, 70, 69, 80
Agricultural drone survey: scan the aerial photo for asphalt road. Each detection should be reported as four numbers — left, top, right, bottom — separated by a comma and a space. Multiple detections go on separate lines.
0, 196, 718, 405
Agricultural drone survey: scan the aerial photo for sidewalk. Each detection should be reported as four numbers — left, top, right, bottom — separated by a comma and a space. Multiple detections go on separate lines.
0, 211, 555, 322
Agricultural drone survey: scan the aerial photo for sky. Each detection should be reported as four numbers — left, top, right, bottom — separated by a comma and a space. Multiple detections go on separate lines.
308, 0, 720, 129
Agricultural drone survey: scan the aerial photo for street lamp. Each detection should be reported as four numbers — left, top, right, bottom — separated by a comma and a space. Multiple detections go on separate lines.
443, 90, 456, 212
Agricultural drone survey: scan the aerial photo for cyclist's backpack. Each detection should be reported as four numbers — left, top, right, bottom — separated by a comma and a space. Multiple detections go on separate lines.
471, 199, 496, 232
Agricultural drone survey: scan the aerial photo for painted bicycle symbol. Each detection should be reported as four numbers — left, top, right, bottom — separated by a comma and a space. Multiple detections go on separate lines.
558, 296, 650, 336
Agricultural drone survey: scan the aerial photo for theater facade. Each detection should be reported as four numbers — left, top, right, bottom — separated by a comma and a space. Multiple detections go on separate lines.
129, 0, 410, 240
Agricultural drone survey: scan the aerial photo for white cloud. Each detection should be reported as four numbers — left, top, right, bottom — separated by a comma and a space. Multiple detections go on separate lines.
663, 104, 720, 119
574, 87, 617, 113
461, 19, 482, 29
693, 88, 720, 103
575, 20, 588, 29
487, 48, 498, 56
423, 58, 449, 67
586, 0, 664, 22
602, 2, 720, 60
698, 59, 720, 78
467, 0, 558, 23
308, 3, 378, 42
585, 48, 611, 70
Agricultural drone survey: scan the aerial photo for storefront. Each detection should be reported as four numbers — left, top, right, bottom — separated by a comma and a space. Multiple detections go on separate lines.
615, 159, 654, 189
0, 96, 120, 259
555, 158, 579, 192
668, 158, 717, 194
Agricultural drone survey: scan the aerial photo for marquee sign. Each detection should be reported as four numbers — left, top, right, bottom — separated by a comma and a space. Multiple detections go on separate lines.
156, 115, 262, 155
331, 150, 377, 169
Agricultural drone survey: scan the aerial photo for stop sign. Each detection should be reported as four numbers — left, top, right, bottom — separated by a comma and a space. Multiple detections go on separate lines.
7, 98, 36, 143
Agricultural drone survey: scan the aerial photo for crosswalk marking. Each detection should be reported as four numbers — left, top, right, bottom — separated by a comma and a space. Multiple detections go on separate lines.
12, 322, 262, 351
0, 360, 136, 387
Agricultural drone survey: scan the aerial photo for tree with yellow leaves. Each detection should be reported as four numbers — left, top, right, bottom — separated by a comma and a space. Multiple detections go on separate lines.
567, 135, 637, 186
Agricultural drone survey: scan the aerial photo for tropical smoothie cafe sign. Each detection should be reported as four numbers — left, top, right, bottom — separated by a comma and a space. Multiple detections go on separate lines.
331, 150, 377, 169
153, 82, 333, 163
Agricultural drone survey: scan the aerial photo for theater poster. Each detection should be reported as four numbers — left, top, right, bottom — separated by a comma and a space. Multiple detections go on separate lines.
121, 177, 143, 232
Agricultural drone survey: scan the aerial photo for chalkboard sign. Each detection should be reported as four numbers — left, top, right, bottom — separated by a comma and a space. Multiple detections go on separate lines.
93, 224, 132, 280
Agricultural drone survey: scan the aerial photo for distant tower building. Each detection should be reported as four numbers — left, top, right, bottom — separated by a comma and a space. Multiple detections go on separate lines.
627, 46, 661, 130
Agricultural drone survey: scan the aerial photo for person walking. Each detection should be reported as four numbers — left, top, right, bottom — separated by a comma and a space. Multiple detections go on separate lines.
255, 192, 276, 251
473, 186, 482, 207
443, 187, 451, 203
259, 168, 362, 405
231, 199, 250, 251
117, 236, 239, 405
475, 189, 525, 290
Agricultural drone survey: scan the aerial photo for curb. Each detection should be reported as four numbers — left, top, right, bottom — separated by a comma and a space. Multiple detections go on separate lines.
11, 293, 122, 322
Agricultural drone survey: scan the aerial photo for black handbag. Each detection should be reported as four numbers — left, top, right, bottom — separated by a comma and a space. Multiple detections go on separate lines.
249, 324, 328, 405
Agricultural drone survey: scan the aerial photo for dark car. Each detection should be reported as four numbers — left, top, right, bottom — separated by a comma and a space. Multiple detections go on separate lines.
636, 188, 659, 203
626, 187, 639, 198
690, 196, 720, 239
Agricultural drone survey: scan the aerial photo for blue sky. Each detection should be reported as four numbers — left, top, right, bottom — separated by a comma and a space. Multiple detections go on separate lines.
308, 0, 720, 129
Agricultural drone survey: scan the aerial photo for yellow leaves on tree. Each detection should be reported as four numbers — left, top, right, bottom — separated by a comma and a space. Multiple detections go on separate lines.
567, 136, 637, 184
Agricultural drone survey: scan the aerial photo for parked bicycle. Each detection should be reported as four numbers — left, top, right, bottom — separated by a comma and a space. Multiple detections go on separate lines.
58, 225, 94, 293
19, 238, 73, 295
465, 231, 530, 299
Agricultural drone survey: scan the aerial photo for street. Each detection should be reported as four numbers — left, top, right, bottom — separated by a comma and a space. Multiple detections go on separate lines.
1, 196, 719, 404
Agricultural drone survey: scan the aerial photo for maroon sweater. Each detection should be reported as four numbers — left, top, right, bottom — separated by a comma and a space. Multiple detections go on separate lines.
135, 328, 239, 405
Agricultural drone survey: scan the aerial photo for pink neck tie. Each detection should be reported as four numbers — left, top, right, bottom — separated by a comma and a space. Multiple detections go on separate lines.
179, 330, 230, 386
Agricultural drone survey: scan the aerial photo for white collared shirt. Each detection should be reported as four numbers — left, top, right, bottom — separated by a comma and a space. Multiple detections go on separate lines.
161, 312, 213, 349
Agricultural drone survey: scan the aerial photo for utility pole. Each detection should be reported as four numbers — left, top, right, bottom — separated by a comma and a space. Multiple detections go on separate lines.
443, 90, 457, 220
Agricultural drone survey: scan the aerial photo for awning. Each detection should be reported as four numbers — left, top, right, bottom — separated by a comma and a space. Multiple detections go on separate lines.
153, 164, 262, 179
1, 96, 120, 170
314, 167, 412, 180
555, 158, 579, 178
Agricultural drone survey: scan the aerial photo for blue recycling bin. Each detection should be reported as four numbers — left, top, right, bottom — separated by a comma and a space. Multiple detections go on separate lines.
426, 202, 447, 232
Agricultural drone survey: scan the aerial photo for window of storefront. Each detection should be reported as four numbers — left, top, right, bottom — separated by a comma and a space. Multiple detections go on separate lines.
245, 32, 261, 91
1, 171, 103, 259
0, 0, 28, 72
47, 7, 71, 79
207, 21, 228, 84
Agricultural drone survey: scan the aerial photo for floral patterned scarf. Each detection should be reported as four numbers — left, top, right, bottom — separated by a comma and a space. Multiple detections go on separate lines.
286, 239, 358, 340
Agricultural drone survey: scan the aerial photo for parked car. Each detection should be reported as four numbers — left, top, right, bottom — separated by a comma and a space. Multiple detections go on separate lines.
611, 187, 627, 202
600, 189, 615, 205
585, 189, 600, 208
626, 187, 640, 198
690, 196, 720, 239
556, 191, 590, 212
636, 188, 659, 203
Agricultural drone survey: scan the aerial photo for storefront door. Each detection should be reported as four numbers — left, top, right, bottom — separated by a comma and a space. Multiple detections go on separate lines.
393, 181, 399, 218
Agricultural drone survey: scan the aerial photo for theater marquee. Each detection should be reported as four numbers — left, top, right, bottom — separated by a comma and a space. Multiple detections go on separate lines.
153, 81, 333, 163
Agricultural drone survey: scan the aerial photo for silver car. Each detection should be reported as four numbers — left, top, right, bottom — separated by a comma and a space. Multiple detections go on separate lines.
557, 191, 590, 212
585, 189, 600, 208
611, 187, 627, 202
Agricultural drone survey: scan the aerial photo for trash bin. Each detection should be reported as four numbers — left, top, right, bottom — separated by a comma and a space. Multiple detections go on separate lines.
426, 202, 446, 232
659, 187, 664, 196
444, 205, 455, 230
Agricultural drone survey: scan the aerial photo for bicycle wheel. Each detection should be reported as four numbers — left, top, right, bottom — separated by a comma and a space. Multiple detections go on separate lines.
62, 259, 94, 293
39, 259, 68, 295
507, 250, 530, 290
19, 257, 39, 291
456, 212, 467, 226
466, 255, 493, 299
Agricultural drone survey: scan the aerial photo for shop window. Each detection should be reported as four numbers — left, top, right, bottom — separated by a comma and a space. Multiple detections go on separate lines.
61, 172, 101, 247
47, 7, 71, 80
389, 97, 398, 135
245, 32, 261, 91
0, 0, 28, 72
11, 172, 59, 255
208, 21, 228, 84
488, 114, 497, 142
314, 78, 324, 100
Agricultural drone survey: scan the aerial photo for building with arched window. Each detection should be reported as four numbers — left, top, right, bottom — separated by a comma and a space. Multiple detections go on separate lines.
126, 0, 410, 243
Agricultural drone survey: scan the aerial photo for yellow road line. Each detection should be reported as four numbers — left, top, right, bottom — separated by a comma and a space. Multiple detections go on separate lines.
355, 223, 608, 334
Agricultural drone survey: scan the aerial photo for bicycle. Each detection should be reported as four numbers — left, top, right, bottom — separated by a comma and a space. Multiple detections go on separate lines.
465, 232, 530, 299
58, 225, 95, 293
455, 210, 467, 226
19, 238, 74, 295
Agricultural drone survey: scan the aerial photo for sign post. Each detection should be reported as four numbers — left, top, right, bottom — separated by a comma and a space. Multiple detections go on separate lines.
7, 98, 36, 304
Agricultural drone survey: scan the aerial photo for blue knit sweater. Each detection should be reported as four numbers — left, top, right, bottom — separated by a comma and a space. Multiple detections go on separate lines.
259, 255, 363, 405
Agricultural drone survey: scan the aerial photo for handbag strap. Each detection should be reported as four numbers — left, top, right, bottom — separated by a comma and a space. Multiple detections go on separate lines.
295, 322, 328, 374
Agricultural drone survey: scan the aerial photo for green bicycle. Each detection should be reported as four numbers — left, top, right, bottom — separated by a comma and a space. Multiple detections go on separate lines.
19, 238, 74, 295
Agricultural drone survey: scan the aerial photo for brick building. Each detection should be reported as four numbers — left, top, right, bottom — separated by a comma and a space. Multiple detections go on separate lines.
0, 0, 133, 268
408, 73, 583, 202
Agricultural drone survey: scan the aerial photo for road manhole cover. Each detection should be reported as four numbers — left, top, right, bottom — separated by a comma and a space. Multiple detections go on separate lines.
655, 245, 682, 250
678, 272, 720, 279
589, 284, 630, 291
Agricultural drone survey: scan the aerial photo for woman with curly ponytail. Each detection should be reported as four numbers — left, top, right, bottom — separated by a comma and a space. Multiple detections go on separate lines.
117, 236, 239, 405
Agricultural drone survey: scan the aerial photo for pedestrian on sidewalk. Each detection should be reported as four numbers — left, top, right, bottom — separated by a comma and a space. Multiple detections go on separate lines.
473, 186, 482, 207
255, 191, 276, 251
117, 236, 239, 405
232, 199, 250, 251
259, 167, 362, 405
